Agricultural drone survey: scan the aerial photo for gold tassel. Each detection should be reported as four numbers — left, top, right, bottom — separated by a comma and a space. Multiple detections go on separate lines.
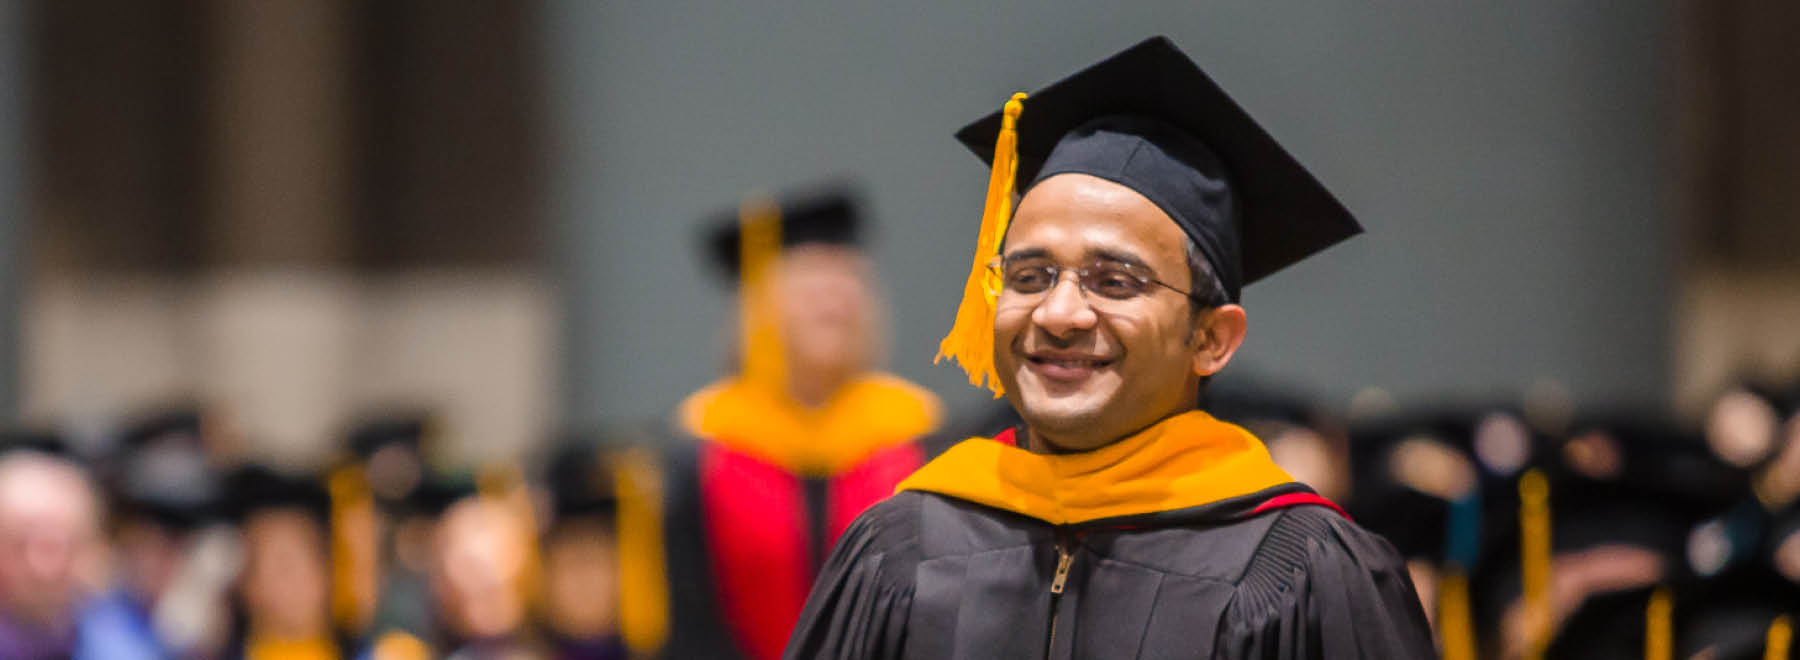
936, 92, 1028, 396
739, 195, 785, 393
611, 448, 670, 655
1437, 568, 1476, 660
1769, 614, 1793, 660
1645, 586, 1672, 660
326, 464, 376, 635
1519, 469, 1553, 660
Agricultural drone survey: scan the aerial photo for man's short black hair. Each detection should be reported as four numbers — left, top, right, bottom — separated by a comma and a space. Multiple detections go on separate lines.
1184, 238, 1230, 313
1185, 237, 1230, 399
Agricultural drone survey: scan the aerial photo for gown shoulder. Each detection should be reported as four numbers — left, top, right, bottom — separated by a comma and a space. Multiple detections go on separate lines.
1217, 506, 1439, 659
781, 492, 928, 660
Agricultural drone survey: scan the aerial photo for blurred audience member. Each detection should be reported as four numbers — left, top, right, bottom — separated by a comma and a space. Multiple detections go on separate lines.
429, 480, 547, 659
330, 417, 436, 643
76, 412, 236, 659
0, 448, 105, 660
538, 443, 625, 660
662, 185, 942, 660
223, 464, 346, 660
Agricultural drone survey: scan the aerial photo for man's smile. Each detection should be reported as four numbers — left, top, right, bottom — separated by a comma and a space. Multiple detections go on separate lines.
1022, 349, 1118, 383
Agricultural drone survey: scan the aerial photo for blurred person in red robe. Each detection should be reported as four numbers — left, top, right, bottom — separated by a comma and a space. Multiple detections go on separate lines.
658, 185, 942, 660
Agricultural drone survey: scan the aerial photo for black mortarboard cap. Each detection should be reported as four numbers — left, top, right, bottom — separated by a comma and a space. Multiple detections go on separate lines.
1562, 412, 1749, 512
955, 36, 1361, 303
342, 415, 432, 505
405, 471, 479, 518
1344, 411, 1480, 562
223, 464, 332, 525
346, 416, 426, 459
703, 184, 864, 281
0, 428, 71, 458
1671, 558, 1800, 659
112, 410, 221, 529
545, 443, 617, 521
119, 409, 204, 449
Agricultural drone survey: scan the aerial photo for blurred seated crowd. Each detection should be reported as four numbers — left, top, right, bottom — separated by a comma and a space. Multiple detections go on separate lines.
0, 413, 633, 660
1205, 373, 1800, 659
0, 370, 1795, 660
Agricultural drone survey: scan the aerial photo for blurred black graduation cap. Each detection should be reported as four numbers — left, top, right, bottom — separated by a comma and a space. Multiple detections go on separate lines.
1345, 408, 1491, 565
403, 470, 479, 519
342, 415, 433, 506
111, 410, 223, 530
544, 442, 617, 524
702, 184, 865, 282
1560, 413, 1748, 522
347, 416, 426, 461
223, 463, 332, 526
0, 427, 72, 458
120, 409, 205, 449
955, 36, 1360, 303
1202, 379, 1322, 431
1671, 552, 1799, 659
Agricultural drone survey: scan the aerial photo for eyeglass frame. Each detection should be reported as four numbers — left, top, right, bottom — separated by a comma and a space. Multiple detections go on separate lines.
983, 255, 1207, 304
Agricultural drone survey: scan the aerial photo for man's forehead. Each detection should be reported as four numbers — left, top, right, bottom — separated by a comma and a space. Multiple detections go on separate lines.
1006, 174, 1188, 262
1000, 246, 1154, 271
777, 243, 871, 280
782, 242, 866, 263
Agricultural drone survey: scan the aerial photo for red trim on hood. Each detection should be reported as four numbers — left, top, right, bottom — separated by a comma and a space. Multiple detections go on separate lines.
1249, 492, 1350, 520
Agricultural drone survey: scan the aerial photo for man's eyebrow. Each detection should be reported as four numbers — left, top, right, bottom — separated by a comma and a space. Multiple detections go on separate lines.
999, 247, 1051, 263
1087, 248, 1154, 272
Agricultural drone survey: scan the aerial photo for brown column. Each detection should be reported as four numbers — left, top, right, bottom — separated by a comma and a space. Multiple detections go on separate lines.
198, 0, 357, 467
207, 0, 353, 266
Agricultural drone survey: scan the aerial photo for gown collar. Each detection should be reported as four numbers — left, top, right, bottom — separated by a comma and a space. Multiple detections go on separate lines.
677, 372, 941, 475
897, 410, 1300, 526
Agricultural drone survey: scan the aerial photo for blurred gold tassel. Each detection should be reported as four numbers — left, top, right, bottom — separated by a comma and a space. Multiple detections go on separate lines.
936, 92, 1027, 396
612, 448, 670, 655
1437, 568, 1476, 660
368, 630, 431, 660
1769, 614, 1792, 660
739, 196, 785, 393
1520, 469, 1552, 660
326, 464, 376, 635
1645, 586, 1672, 660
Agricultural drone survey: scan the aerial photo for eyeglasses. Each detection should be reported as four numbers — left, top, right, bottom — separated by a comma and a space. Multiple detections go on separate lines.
985, 258, 1202, 303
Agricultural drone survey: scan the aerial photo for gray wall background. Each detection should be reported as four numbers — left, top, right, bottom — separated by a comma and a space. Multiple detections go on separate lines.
545, 2, 1674, 428
0, 1, 21, 421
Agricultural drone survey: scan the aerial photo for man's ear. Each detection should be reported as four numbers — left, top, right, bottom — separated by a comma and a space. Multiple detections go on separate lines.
1191, 304, 1247, 377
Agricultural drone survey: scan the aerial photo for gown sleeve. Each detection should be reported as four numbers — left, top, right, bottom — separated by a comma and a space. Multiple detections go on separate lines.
1217, 506, 1440, 660
782, 496, 917, 660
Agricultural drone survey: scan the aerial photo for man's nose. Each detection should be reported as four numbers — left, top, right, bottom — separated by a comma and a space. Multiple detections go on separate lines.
1030, 273, 1098, 337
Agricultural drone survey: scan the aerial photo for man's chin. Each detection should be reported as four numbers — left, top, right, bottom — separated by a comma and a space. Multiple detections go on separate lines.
1015, 395, 1108, 438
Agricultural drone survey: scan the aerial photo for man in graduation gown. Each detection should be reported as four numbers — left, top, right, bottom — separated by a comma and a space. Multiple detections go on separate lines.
784, 37, 1436, 659
663, 186, 943, 660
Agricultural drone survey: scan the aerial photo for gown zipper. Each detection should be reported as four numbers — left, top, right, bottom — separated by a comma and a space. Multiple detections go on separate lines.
1046, 534, 1075, 658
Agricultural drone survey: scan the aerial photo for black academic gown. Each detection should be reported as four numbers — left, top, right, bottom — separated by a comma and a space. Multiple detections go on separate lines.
784, 485, 1437, 659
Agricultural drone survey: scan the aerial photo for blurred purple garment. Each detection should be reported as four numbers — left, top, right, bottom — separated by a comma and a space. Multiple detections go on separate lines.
0, 613, 74, 660
555, 636, 626, 660
72, 590, 168, 660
